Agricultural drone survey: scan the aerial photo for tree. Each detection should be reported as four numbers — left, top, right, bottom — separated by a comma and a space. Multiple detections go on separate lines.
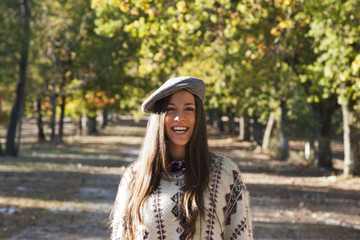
5, 0, 31, 156
92, 0, 360, 173
1, 1, 22, 151
32, 0, 91, 142
304, 0, 360, 174
213, 0, 301, 158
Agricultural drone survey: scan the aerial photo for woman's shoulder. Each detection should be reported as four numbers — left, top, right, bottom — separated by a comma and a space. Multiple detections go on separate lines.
209, 152, 248, 191
209, 152, 241, 173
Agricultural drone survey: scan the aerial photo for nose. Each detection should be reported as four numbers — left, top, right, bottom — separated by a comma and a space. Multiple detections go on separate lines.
173, 110, 183, 121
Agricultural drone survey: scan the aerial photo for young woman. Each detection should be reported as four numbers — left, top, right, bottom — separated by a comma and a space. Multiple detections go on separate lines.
110, 76, 253, 240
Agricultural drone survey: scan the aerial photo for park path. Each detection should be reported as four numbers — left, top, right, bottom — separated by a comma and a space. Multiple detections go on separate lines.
1, 118, 360, 239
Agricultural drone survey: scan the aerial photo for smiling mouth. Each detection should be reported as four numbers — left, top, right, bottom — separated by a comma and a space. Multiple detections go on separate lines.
171, 126, 189, 134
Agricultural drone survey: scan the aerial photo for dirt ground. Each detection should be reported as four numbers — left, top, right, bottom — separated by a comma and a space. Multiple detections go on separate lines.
1, 118, 360, 240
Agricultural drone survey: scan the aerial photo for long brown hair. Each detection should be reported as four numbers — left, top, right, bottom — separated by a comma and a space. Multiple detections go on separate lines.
111, 92, 210, 239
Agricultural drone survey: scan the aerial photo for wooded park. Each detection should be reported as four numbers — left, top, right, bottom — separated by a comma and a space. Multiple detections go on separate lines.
1, 0, 360, 239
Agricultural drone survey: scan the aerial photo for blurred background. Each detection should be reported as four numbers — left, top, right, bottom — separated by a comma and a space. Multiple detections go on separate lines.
0, 0, 360, 239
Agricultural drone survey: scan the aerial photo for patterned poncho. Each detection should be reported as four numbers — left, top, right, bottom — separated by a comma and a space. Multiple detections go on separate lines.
111, 153, 253, 240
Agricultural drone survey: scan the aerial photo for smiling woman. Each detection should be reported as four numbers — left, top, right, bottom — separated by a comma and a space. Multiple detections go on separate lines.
165, 90, 196, 161
110, 76, 253, 240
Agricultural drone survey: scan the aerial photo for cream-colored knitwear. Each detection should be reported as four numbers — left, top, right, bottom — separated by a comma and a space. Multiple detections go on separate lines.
111, 153, 253, 240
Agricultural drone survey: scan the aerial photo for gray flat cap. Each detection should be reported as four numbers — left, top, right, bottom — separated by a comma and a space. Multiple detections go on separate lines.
141, 76, 205, 113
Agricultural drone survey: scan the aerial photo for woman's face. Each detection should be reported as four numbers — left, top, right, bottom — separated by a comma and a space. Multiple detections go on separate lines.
165, 90, 196, 149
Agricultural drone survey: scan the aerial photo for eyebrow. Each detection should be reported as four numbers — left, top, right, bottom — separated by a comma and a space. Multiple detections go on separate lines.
168, 103, 195, 106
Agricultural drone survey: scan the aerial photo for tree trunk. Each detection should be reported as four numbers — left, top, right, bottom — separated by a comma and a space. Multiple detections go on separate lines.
36, 98, 46, 141
5, 0, 30, 156
244, 116, 251, 141
267, 102, 289, 160
349, 125, 360, 175
87, 116, 97, 135
312, 95, 338, 169
16, 110, 24, 152
50, 92, 57, 142
342, 102, 360, 176
252, 115, 263, 145
80, 112, 86, 135
262, 112, 275, 151
76, 118, 82, 136
0, 137, 3, 156
58, 95, 66, 141
227, 107, 235, 135
238, 115, 245, 140
211, 110, 224, 131
0, 102, 3, 156
277, 100, 289, 160
58, 53, 72, 141
102, 109, 108, 128
208, 109, 214, 125
316, 122, 332, 169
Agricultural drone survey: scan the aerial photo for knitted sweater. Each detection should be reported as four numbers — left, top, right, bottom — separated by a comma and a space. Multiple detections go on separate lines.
112, 153, 253, 240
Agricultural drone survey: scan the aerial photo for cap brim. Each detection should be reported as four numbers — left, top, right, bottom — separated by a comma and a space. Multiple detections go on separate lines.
141, 76, 205, 113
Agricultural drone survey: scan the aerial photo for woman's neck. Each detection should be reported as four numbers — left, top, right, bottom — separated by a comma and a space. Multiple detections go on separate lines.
168, 143, 186, 161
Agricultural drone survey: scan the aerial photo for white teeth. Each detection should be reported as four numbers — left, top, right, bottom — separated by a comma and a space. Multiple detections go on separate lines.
173, 127, 187, 131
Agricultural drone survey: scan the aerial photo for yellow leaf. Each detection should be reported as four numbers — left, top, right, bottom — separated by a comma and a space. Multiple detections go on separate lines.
279, 21, 287, 29
146, 8, 155, 17
65, 71, 71, 78
230, 12, 238, 20
94, 0, 101, 8
118, 2, 129, 12
270, 27, 281, 36
257, 42, 265, 52
172, 22, 178, 30
176, 1, 187, 13
314, 96, 319, 103
130, 8, 139, 16
246, 35, 256, 43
